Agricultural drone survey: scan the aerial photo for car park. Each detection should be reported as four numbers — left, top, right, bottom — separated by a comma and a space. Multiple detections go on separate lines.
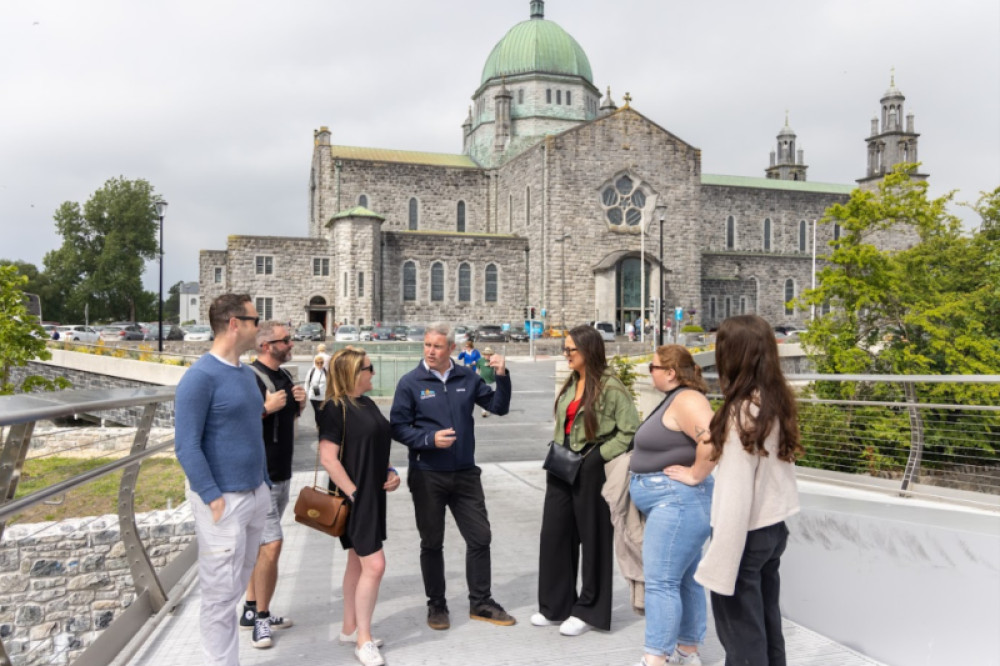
183, 325, 214, 342
393, 325, 409, 340
292, 322, 326, 341
146, 323, 185, 341
405, 325, 426, 341
100, 323, 145, 341
335, 325, 359, 342
57, 325, 100, 343
591, 320, 616, 342
359, 325, 374, 341
454, 325, 471, 345
508, 327, 530, 342
474, 324, 507, 343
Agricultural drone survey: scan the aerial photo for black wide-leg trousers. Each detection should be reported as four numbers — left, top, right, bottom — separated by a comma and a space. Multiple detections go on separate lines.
537, 447, 613, 630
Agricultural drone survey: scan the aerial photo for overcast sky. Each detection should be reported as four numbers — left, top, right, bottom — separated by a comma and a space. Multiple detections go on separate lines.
2, 0, 997, 294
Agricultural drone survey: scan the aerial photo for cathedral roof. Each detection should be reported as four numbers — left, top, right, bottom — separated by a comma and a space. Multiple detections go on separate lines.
702, 174, 853, 194
480, 2, 593, 85
329, 145, 478, 168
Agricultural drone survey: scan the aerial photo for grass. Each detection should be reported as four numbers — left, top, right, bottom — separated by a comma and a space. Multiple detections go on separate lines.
10, 456, 187, 524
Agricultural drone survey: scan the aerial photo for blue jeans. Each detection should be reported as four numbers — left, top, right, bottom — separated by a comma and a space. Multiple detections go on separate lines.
629, 472, 714, 657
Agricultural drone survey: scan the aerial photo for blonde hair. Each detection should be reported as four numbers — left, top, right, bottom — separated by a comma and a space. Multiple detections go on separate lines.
654, 344, 708, 393
313, 355, 325, 365
326, 346, 367, 405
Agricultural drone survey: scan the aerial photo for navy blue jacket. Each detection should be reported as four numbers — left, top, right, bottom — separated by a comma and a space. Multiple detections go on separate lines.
390, 360, 511, 472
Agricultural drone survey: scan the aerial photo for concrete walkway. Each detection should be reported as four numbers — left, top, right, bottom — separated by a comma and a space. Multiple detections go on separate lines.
126, 463, 883, 666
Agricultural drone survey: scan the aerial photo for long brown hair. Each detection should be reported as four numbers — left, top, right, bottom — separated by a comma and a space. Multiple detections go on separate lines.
654, 344, 707, 393
555, 325, 607, 441
708, 315, 802, 462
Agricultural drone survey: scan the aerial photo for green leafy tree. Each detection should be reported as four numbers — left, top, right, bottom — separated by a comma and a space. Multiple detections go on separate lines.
43, 177, 162, 323
164, 280, 184, 323
0, 260, 65, 323
0, 265, 70, 394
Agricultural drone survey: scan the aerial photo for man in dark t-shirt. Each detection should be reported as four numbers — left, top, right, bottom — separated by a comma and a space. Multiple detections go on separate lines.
240, 321, 306, 649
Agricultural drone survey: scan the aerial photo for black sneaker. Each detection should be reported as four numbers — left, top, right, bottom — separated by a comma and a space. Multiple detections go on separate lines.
427, 603, 450, 630
239, 604, 256, 629
469, 598, 516, 626
251, 617, 273, 649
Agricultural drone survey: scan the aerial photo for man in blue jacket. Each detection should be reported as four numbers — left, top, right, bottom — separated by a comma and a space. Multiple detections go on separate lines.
390, 322, 514, 631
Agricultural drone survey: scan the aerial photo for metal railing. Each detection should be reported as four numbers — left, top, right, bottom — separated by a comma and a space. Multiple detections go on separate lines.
0, 387, 193, 666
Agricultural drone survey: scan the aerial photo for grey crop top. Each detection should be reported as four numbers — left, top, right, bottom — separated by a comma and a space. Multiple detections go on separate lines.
629, 388, 698, 473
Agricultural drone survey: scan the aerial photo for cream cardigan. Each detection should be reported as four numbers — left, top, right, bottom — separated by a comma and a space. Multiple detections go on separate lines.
694, 404, 800, 596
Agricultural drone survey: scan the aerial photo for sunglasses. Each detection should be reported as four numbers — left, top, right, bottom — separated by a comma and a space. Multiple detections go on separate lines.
233, 315, 260, 326
561, 346, 577, 355
648, 363, 670, 373
266, 336, 291, 345
359, 364, 375, 374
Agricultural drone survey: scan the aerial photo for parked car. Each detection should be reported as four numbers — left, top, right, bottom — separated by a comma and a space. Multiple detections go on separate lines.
508, 327, 530, 343
359, 325, 374, 341
591, 320, 616, 342
145, 323, 185, 342
100, 323, 145, 341
335, 325, 359, 342
372, 326, 394, 341
292, 322, 326, 341
393, 325, 409, 340
42, 323, 60, 339
405, 325, 426, 342
57, 325, 100, 343
183, 325, 214, 342
474, 324, 508, 343
454, 325, 471, 345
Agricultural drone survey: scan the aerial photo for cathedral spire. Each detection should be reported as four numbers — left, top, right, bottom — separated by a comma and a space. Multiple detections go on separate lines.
530, 0, 544, 20
858, 72, 926, 188
765, 112, 807, 181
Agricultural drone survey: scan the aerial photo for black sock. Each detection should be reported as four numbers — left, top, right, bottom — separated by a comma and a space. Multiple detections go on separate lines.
245, 600, 257, 609
257, 610, 270, 620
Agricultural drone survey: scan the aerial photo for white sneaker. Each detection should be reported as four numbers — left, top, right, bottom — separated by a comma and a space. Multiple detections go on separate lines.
559, 616, 591, 636
355, 641, 385, 666
530, 612, 559, 626
668, 648, 703, 665
339, 630, 384, 647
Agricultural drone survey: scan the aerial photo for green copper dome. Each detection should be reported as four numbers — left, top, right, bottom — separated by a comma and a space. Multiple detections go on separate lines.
480, 2, 593, 85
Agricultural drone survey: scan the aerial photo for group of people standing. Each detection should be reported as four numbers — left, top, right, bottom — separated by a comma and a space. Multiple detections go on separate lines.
175, 292, 800, 666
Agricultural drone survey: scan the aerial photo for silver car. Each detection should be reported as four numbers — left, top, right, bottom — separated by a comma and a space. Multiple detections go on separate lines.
57, 325, 100, 343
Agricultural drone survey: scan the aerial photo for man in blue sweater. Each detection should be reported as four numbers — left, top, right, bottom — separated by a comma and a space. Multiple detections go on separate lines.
390, 322, 515, 631
175, 294, 270, 666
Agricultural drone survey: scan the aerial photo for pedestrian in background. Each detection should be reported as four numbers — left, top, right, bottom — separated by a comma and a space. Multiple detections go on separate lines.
694, 314, 802, 666
305, 354, 327, 427
318, 347, 400, 666
532, 324, 639, 636
477, 347, 497, 417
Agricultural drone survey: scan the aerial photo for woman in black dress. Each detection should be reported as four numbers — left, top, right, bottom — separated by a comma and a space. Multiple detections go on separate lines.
319, 347, 400, 666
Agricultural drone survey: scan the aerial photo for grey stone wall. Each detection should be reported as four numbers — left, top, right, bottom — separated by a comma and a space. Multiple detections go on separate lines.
0, 511, 194, 666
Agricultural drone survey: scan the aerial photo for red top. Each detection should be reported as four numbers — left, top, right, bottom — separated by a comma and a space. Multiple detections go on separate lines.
565, 399, 581, 435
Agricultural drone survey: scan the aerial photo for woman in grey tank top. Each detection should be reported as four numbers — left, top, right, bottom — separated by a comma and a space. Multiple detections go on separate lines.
628, 345, 716, 666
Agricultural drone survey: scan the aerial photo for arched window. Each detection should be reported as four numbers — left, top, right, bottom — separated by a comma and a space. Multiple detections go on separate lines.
431, 262, 444, 301
726, 216, 735, 250
822, 300, 831, 315
566, 90, 572, 105
484, 264, 498, 303
457, 201, 466, 232
546, 89, 552, 104
403, 261, 416, 301
763, 218, 772, 251
525, 187, 531, 226
518, 89, 524, 104
799, 220, 807, 252
556, 90, 562, 104
740, 296, 747, 315
358, 194, 368, 208
784, 279, 795, 315
408, 197, 418, 230
458, 263, 471, 302
833, 223, 841, 241
709, 296, 717, 321
725, 297, 732, 319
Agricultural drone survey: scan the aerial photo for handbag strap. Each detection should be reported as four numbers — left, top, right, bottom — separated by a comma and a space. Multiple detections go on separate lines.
313, 400, 347, 496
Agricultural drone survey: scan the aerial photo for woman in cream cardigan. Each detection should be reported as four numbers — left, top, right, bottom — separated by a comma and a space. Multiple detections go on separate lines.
678, 315, 801, 666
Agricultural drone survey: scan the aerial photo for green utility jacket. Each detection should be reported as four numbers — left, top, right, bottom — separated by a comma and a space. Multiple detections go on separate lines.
552, 369, 640, 461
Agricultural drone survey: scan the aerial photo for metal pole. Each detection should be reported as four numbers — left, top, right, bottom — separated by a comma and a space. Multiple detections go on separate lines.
639, 221, 645, 344
658, 215, 664, 346
158, 212, 164, 353
811, 217, 817, 321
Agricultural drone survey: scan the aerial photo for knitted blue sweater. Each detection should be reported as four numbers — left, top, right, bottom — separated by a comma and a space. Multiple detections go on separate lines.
175, 354, 269, 504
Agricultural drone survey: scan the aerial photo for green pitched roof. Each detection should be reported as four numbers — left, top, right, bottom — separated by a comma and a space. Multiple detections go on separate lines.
481, 12, 592, 85
330, 206, 384, 221
330, 145, 479, 168
701, 174, 854, 194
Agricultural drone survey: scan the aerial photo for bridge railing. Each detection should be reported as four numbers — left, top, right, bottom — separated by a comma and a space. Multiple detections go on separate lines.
0, 387, 192, 666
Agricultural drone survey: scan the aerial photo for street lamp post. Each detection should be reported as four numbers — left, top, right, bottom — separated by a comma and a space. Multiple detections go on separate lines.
155, 200, 168, 353
658, 214, 665, 345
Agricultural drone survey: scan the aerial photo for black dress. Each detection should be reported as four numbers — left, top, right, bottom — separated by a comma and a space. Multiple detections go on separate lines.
318, 396, 392, 557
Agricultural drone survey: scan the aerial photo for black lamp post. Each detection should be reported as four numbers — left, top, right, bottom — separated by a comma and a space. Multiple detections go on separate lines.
658, 214, 665, 345
155, 199, 168, 353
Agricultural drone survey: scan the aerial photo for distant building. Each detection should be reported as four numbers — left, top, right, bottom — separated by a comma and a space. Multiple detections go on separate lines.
179, 282, 200, 324
200, 1, 922, 332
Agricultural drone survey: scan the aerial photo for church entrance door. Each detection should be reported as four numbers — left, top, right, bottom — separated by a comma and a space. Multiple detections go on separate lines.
615, 257, 650, 334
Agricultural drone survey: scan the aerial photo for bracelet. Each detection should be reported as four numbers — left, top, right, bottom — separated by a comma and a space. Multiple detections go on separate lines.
387, 467, 398, 475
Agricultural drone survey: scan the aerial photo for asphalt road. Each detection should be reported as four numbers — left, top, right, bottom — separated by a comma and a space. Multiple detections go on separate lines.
289, 356, 559, 473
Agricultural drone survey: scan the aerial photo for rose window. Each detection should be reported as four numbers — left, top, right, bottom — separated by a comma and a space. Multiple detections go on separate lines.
600, 175, 647, 227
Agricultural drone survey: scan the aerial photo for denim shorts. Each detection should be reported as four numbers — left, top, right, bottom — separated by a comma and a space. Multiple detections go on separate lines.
260, 479, 290, 544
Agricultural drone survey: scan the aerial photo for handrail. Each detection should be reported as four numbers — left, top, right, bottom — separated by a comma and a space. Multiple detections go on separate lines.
0, 386, 175, 427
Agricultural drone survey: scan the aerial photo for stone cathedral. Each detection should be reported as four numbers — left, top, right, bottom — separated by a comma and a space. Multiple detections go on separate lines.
199, 0, 923, 333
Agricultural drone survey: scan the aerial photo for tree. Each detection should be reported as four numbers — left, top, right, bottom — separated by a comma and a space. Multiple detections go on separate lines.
0, 265, 69, 395
43, 177, 162, 323
164, 280, 184, 323
0, 260, 64, 323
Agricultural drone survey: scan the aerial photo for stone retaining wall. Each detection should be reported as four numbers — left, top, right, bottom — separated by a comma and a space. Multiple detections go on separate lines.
0, 509, 194, 666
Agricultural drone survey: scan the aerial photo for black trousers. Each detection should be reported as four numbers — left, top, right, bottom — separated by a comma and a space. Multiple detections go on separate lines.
407, 466, 493, 607
537, 447, 613, 630
711, 521, 789, 666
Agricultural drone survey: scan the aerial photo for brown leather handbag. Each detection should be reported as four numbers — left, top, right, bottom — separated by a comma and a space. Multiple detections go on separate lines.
293, 402, 350, 537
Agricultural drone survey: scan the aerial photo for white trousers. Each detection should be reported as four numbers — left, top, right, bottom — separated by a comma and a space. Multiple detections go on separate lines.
189, 483, 269, 666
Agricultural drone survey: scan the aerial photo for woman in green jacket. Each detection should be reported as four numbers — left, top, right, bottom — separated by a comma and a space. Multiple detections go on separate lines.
531, 325, 639, 636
